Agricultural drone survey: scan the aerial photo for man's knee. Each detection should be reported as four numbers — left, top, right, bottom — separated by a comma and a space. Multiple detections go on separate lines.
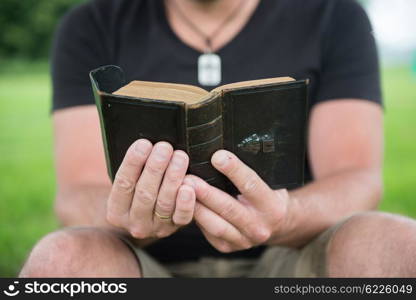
326, 211, 416, 277
20, 227, 141, 277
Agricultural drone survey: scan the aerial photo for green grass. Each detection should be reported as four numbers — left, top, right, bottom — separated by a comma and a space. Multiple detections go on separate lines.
0, 60, 415, 277
380, 67, 416, 215
0, 61, 57, 277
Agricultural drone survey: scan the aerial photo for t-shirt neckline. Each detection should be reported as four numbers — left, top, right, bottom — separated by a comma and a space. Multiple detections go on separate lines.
156, 0, 266, 57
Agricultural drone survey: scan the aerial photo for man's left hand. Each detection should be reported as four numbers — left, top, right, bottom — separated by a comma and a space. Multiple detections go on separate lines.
185, 150, 292, 253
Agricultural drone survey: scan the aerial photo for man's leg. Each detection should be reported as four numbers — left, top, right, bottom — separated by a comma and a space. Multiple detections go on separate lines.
251, 211, 416, 278
20, 227, 141, 277
327, 211, 416, 277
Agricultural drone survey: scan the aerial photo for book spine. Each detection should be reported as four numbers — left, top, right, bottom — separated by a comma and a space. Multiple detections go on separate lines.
187, 97, 225, 190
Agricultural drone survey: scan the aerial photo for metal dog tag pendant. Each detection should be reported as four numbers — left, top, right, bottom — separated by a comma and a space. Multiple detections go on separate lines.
198, 53, 221, 86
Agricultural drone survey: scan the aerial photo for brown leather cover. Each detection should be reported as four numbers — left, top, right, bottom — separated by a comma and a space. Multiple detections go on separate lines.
90, 65, 308, 194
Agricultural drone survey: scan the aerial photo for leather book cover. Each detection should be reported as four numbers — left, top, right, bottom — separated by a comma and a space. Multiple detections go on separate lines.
90, 65, 308, 194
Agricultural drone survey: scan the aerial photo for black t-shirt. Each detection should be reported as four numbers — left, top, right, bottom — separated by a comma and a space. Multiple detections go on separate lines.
52, 0, 382, 262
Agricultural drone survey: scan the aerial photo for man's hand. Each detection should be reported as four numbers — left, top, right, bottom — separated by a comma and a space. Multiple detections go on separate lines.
185, 150, 291, 253
107, 139, 195, 239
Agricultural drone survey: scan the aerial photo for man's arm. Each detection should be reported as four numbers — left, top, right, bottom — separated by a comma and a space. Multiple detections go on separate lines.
190, 99, 383, 251
271, 99, 383, 247
53, 106, 112, 228
53, 105, 195, 247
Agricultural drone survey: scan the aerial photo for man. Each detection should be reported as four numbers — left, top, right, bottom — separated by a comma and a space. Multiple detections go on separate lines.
20, 0, 416, 277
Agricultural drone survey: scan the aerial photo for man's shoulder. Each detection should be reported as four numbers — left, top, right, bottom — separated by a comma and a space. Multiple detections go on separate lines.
87, 0, 145, 13
282, 0, 363, 15
286, 0, 368, 33
62, 0, 146, 25
273, 0, 364, 25
287, 0, 362, 8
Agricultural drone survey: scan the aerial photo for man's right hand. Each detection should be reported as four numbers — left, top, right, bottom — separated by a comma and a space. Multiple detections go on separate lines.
106, 139, 195, 240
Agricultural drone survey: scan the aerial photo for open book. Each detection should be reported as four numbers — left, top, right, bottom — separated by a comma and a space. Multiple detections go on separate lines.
90, 65, 308, 194
113, 76, 295, 104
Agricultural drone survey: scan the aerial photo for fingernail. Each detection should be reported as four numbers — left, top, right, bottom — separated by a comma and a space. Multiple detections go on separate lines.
171, 152, 186, 169
212, 150, 229, 167
135, 139, 151, 155
154, 143, 171, 161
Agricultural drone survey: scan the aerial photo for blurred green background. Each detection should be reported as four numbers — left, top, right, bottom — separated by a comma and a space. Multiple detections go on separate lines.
0, 0, 415, 277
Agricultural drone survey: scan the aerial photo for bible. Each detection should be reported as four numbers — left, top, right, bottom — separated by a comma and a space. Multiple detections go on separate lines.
90, 65, 308, 194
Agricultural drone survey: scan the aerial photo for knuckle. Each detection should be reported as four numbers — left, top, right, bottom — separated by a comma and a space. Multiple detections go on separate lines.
200, 185, 212, 201
220, 201, 236, 220
113, 175, 135, 194
135, 188, 155, 206
156, 197, 175, 213
240, 239, 253, 250
164, 171, 182, 185
130, 227, 148, 239
194, 182, 213, 203
212, 224, 228, 239
216, 241, 232, 253
146, 163, 165, 176
249, 225, 271, 244
241, 173, 259, 194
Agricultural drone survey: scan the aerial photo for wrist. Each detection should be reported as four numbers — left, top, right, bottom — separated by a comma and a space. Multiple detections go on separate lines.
267, 189, 302, 247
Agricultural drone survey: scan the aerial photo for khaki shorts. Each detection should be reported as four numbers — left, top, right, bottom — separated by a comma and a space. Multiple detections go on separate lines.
122, 220, 344, 278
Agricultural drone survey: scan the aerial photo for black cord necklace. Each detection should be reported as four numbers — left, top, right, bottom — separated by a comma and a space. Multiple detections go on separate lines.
169, 0, 246, 86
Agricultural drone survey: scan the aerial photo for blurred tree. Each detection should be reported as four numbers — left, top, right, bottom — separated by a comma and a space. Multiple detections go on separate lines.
0, 0, 84, 59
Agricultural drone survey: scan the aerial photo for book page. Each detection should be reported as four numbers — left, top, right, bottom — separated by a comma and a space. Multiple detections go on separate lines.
211, 77, 294, 93
113, 80, 209, 104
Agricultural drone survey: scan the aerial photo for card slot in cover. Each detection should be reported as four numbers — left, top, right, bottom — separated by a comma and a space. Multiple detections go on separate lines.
187, 115, 223, 145
188, 135, 223, 163
187, 97, 221, 126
